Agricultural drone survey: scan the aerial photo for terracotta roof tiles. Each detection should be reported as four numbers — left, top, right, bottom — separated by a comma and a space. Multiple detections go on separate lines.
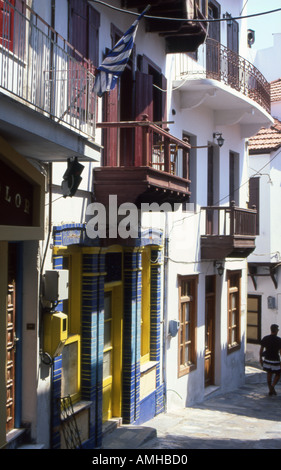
248, 118, 281, 154
271, 79, 281, 102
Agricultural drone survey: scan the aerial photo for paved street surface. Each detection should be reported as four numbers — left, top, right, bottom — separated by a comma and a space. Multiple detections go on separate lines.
102, 366, 281, 450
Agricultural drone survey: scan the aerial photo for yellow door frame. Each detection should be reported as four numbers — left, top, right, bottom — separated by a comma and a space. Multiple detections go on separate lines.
103, 281, 123, 421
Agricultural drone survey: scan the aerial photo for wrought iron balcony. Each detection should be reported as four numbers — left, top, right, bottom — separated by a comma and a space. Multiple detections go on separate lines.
201, 202, 257, 259
94, 115, 191, 207
0, 0, 96, 139
174, 38, 271, 115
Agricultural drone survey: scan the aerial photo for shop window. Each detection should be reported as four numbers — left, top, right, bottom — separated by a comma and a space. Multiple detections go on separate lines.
61, 334, 81, 402
59, 251, 82, 403
141, 247, 151, 365
178, 275, 198, 376
227, 270, 241, 352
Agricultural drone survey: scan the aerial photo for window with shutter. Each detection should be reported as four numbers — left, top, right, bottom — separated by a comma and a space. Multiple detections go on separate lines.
0, 0, 15, 52
68, 0, 100, 66
249, 177, 260, 235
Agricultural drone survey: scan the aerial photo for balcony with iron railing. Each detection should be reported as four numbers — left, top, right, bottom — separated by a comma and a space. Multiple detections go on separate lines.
173, 38, 273, 135
200, 202, 257, 259
0, 0, 98, 160
93, 115, 191, 207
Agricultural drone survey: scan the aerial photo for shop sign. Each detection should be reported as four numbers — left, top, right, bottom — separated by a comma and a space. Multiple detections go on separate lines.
0, 159, 33, 226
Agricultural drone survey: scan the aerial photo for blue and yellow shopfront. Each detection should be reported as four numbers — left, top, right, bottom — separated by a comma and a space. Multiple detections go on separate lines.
47, 224, 164, 448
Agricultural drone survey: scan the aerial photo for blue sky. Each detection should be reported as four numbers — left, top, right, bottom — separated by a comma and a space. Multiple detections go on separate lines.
246, 0, 281, 50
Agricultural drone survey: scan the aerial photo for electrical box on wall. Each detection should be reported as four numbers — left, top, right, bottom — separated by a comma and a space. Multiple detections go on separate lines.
169, 320, 180, 337
43, 269, 69, 302
268, 296, 277, 309
44, 312, 68, 357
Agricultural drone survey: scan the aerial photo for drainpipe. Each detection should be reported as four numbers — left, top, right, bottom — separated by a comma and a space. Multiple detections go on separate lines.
39, 162, 53, 354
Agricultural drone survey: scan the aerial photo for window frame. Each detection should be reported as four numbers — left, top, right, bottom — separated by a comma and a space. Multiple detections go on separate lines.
227, 270, 241, 353
140, 247, 151, 365
247, 294, 261, 344
178, 275, 198, 377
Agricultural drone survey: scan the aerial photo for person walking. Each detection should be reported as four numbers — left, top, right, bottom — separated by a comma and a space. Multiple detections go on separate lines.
260, 324, 281, 395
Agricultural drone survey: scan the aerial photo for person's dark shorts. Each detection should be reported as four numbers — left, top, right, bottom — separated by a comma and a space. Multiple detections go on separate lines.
263, 359, 281, 374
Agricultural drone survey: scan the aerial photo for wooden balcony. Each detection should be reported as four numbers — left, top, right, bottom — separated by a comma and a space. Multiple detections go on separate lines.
93, 116, 191, 208
121, 0, 207, 52
201, 203, 257, 259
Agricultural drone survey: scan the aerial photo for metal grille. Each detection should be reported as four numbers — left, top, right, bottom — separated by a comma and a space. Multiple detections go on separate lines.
59, 395, 82, 449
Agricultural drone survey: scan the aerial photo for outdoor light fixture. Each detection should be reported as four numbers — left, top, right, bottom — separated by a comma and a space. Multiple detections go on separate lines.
224, 12, 233, 27
247, 29, 255, 48
213, 132, 225, 147
214, 261, 224, 277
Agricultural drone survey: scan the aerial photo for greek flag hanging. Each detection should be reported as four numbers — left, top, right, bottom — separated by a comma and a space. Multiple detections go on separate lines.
94, 5, 150, 97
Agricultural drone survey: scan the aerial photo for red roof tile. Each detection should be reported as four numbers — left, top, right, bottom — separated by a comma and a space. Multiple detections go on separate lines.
248, 118, 281, 153
271, 79, 281, 102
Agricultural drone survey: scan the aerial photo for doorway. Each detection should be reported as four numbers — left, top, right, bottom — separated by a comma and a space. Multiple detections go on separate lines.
6, 243, 20, 433
205, 275, 216, 387
102, 285, 123, 422
206, 0, 221, 78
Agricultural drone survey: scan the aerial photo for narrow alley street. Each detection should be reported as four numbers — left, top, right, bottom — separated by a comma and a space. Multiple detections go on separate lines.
102, 366, 281, 450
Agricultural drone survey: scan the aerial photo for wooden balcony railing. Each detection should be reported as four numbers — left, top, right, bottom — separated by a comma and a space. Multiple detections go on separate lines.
202, 202, 257, 237
0, 0, 96, 137
174, 38, 271, 114
200, 202, 257, 259
97, 114, 191, 180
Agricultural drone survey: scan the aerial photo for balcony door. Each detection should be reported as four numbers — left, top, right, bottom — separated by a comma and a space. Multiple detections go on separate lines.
207, 145, 219, 233
229, 151, 239, 206
206, 1, 220, 78
227, 19, 239, 89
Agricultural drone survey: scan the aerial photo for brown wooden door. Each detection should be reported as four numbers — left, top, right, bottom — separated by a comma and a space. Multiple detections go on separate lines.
6, 245, 17, 432
205, 275, 216, 387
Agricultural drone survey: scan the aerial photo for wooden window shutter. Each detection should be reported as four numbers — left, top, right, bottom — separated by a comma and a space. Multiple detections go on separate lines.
69, 0, 87, 60
134, 71, 153, 166
161, 74, 167, 124
249, 177, 260, 235
103, 87, 119, 167
88, 6, 100, 67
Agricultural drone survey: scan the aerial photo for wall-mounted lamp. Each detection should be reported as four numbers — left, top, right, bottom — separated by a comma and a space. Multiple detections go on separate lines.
223, 12, 233, 27
214, 261, 224, 277
213, 132, 225, 147
247, 29, 255, 48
